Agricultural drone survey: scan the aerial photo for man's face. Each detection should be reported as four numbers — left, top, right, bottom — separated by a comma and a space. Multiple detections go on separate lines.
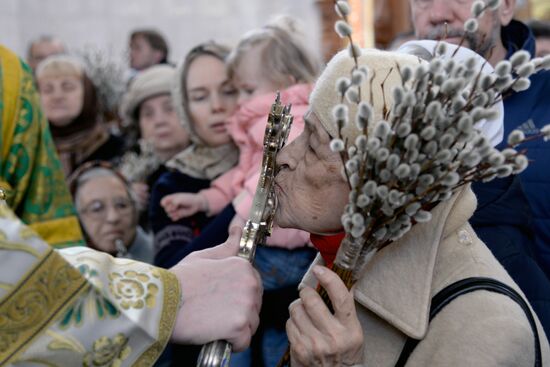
410, 0, 501, 59
28, 41, 65, 72
130, 36, 162, 71
535, 37, 550, 57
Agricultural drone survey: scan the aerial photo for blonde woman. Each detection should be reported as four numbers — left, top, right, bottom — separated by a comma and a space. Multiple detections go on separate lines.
36, 55, 124, 177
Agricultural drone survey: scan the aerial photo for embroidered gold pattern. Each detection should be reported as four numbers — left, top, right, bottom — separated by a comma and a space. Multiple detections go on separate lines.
108, 270, 159, 309
83, 333, 131, 367
46, 330, 86, 354
0, 250, 88, 365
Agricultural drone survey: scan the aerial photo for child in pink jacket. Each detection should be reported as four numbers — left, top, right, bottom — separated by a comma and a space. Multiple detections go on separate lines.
161, 16, 321, 366
195, 83, 312, 247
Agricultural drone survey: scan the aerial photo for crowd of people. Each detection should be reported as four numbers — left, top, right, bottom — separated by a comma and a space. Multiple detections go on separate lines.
1, 0, 550, 366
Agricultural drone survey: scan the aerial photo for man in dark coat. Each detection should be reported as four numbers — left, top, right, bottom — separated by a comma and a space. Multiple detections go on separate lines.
409, 0, 550, 337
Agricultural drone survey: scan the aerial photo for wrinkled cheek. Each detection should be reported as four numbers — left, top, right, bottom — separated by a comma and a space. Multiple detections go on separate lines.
289, 185, 320, 222
274, 182, 306, 228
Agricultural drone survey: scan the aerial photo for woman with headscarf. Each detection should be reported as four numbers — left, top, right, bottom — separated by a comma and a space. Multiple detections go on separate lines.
150, 41, 240, 265
36, 55, 124, 177
0, 44, 262, 366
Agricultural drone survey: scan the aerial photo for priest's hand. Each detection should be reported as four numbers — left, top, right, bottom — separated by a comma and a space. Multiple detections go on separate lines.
287, 265, 364, 366
168, 227, 262, 351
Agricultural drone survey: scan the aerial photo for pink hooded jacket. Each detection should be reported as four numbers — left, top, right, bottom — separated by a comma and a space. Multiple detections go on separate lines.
200, 84, 312, 249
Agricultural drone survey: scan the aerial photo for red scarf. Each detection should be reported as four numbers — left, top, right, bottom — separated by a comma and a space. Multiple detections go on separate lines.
310, 232, 345, 268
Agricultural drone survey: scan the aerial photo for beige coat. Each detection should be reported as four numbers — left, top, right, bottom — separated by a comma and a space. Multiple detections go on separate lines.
302, 186, 550, 366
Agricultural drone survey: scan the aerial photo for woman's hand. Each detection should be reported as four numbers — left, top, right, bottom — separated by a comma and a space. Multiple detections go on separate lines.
161, 192, 208, 221
287, 265, 364, 367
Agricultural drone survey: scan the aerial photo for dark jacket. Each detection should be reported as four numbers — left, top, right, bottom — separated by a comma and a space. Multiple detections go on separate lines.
499, 20, 550, 276
84, 133, 125, 166
149, 170, 211, 268
469, 20, 550, 337
470, 177, 550, 337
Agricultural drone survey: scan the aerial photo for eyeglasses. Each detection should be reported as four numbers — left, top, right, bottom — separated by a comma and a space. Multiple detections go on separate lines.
79, 197, 134, 221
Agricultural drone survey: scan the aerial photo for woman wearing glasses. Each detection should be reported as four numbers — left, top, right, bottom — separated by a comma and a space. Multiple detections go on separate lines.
70, 161, 155, 263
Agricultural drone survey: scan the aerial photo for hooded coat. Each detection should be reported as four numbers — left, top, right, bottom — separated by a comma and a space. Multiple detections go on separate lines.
301, 186, 550, 366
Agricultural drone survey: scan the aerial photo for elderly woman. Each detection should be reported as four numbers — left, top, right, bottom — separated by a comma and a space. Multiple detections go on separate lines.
69, 161, 154, 263
36, 55, 124, 177
119, 64, 191, 227
275, 47, 550, 365
120, 64, 190, 168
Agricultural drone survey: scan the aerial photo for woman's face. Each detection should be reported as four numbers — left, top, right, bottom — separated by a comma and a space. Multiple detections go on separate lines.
186, 55, 238, 147
275, 111, 350, 234
77, 175, 137, 253
38, 75, 84, 127
139, 93, 189, 160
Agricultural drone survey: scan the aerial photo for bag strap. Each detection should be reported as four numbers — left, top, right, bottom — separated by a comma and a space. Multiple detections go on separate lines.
395, 277, 542, 367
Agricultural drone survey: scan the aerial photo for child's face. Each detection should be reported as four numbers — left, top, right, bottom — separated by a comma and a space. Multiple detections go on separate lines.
233, 45, 284, 105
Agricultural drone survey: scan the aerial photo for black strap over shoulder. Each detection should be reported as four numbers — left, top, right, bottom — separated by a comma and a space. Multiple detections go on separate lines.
395, 277, 542, 367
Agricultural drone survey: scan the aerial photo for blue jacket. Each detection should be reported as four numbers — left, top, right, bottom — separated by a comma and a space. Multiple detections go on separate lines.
470, 177, 550, 336
470, 20, 550, 337
500, 20, 550, 276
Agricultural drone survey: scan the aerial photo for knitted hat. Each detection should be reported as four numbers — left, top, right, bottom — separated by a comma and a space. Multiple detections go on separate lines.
310, 49, 422, 144
119, 64, 176, 125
